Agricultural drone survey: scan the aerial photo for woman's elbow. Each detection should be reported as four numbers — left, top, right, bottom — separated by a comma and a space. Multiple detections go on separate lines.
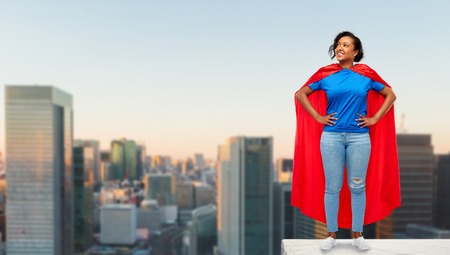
295, 90, 303, 102
390, 91, 397, 102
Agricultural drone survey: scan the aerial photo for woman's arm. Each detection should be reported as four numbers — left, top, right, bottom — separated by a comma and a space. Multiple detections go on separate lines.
295, 86, 337, 126
357, 86, 397, 128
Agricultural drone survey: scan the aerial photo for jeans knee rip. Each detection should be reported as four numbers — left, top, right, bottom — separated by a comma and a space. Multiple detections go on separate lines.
350, 177, 364, 189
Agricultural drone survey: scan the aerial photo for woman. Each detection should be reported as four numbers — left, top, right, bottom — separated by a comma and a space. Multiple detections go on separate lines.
291, 31, 401, 251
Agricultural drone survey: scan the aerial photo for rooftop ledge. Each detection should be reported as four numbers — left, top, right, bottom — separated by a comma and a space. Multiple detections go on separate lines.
281, 239, 450, 255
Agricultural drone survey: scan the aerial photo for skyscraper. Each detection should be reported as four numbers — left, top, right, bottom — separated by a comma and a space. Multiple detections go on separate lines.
273, 182, 294, 255
136, 144, 146, 180
109, 138, 139, 182
434, 153, 450, 229
74, 140, 100, 184
293, 207, 327, 239
73, 144, 95, 253
184, 204, 217, 255
5, 85, 74, 255
377, 134, 433, 238
143, 174, 177, 224
275, 158, 293, 183
216, 136, 273, 255
100, 151, 111, 182
194, 153, 206, 170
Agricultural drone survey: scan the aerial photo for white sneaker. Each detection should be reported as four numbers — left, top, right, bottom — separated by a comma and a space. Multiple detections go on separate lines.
352, 236, 371, 250
320, 237, 337, 251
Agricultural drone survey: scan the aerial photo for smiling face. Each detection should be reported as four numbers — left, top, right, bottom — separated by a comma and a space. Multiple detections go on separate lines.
335, 36, 359, 63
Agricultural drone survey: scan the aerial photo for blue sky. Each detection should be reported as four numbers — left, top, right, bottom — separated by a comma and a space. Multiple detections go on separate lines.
1, 1, 450, 160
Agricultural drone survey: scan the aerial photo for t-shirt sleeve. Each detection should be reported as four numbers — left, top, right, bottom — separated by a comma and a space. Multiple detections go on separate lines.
308, 81, 321, 91
371, 81, 385, 92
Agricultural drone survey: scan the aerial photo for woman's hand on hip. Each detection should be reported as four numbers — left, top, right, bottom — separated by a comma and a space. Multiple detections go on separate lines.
356, 113, 378, 128
315, 112, 338, 126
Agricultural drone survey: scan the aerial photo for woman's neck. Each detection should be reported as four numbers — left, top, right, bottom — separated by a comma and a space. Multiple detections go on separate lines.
338, 61, 354, 69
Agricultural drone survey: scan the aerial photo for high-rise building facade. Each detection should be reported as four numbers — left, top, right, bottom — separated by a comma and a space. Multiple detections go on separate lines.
275, 158, 293, 183
109, 138, 142, 182
293, 208, 327, 239
5, 85, 74, 255
194, 153, 206, 170
73, 144, 95, 253
184, 204, 217, 255
176, 177, 194, 210
434, 153, 450, 229
377, 134, 433, 238
144, 174, 176, 205
194, 182, 216, 208
143, 174, 177, 223
109, 140, 125, 180
273, 182, 294, 255
183, 157, 195, 174
74, 140, 100, 184
136, 144, 146, 180
100, 151, 111, 182
217, 136, 273, 255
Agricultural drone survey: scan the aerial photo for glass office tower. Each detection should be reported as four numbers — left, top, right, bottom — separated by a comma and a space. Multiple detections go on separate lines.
5, 85, 74, 255
217, 136, 273, 255
110, 138, 138, 182
73, 144, 95, 253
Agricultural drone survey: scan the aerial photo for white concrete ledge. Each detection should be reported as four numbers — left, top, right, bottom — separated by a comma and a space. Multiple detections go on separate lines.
281, 239, 450, 255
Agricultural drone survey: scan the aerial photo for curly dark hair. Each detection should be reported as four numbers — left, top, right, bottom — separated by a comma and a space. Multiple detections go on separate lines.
328, 31, 364, 62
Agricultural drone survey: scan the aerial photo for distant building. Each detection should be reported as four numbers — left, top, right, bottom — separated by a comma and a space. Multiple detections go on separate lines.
145, 155, 151, 173
194, 153, 206, 170
143, 174, 177, 223
275, 158, 293, 183
433, 153, 450, 230
176, 178, 216, 211
293, 207, 327, 239
395, 224, 450, 239
73, 145, 95, 253
5, 85, 74, 255
100, 151, 111, 182
194, 182, 216, 208
150, 155, 171, 173
74, 140, 101, 184
137, 199, 162, 236
176, 177, 195, 226
201, 167, 216, 187
110, 140, 125, 180
110, 138, 143, 182
178, 209, 194, 227
273, 182, 294, 255
177, 177, 195, 210
183, 157, 195, 174
137, 145, 146, 180
184, 204, 217, 255
100, 204, 137, 245
176, 180, 215, 225
216, 136, 273, 255
377, 134, 433, 238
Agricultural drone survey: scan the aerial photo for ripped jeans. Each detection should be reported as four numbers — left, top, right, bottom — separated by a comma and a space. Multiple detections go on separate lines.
320, 131, 371, 232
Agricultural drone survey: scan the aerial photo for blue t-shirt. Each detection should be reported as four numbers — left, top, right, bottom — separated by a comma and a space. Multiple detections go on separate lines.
309, 68, 385, 133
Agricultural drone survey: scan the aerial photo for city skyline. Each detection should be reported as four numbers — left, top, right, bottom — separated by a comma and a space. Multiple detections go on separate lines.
2, 1, 450, 160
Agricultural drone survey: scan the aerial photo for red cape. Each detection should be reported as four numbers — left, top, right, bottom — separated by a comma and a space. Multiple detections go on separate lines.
291, 63, 401, 229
